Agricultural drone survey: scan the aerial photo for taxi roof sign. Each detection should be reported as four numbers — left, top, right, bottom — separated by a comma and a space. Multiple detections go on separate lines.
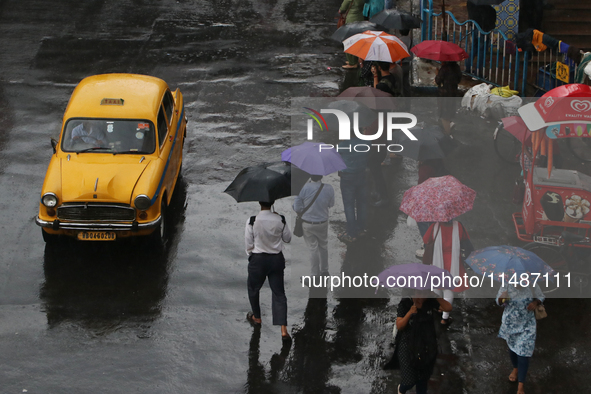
100, 98, 124, 106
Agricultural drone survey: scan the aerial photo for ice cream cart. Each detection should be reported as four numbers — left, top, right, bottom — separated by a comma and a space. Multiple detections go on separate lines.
512, 84, 591, 277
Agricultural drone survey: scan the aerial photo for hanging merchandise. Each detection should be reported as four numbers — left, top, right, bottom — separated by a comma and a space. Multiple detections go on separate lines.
532, 29, 547, 52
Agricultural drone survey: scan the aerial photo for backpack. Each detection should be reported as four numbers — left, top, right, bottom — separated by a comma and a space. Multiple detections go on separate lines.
249, 215, 285, 226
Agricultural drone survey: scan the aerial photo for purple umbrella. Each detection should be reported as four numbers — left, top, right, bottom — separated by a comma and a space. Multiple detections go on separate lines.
377, 263, 455, 290
281, 142, 347, 176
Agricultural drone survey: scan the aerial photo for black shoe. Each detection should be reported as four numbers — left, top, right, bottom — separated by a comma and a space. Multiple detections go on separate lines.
246, 311, 261, 326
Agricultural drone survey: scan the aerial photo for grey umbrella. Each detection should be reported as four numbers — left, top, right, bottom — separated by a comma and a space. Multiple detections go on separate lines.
391, 125, 458, 160
369, 9, 422, 30
324, 100, 378, 132
331, 21, 388, 42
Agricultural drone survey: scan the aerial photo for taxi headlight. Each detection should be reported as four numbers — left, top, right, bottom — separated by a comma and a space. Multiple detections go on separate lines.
134, 195, 152, 211
41, 193, 58, 208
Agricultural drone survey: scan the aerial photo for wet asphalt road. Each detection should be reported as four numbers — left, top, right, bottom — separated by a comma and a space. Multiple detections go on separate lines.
1, 0, 591, 393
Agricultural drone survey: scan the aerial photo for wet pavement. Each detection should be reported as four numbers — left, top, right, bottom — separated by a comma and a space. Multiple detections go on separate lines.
1, 1, 591, 393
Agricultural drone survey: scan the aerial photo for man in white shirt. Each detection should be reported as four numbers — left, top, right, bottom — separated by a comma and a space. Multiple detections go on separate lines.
245, 201, 292, 342
293, 175, 335, 277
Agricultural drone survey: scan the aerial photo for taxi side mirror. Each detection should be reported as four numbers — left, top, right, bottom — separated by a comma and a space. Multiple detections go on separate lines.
50, 138, 58, 154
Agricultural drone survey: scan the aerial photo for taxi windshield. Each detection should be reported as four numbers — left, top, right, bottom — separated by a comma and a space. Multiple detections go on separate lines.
61, 118, 156, 154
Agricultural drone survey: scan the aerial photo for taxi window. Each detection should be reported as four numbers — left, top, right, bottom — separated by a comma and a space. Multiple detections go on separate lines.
157, 106, 168, 146
61, 118, 156, 154
163, 90, 174, 124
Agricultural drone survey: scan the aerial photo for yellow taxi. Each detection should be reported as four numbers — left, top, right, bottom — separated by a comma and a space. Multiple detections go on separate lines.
36, 74, 187, 244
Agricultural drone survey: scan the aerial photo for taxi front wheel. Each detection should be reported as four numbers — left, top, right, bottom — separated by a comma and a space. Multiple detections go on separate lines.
41, 228, 60, 244
149, 199, 168, 247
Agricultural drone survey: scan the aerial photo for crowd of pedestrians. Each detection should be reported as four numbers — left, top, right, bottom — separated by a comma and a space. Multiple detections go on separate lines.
239, 3, 547, 394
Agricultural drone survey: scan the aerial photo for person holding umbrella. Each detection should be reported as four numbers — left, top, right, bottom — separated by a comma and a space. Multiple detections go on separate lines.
396, 289, 452, 394
283, 142, 342, 277
422, 220, 472, 325
496, 282, 545, 394
339, 0, 366, 69
372, 61, 402, 97
293, 175, 335, 278
435, 61, 462, 135
465, 245, 551, 394
225, 162, 301, 343
411, 41, 467, 135
245, 200, 293, 343
377, 263, 453, 393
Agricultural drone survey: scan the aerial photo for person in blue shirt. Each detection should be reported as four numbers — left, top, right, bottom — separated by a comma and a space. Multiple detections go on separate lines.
337, 136, 369, 242
293, 175, 335, 276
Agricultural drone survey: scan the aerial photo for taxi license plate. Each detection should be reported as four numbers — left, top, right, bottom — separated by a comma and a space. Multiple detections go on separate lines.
77, 231, 116, 241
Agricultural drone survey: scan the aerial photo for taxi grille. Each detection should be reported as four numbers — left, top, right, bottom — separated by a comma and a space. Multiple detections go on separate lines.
57, 204, 136, 222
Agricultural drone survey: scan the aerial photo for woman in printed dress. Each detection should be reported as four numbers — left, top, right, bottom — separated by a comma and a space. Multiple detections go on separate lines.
496, 283, 545, 394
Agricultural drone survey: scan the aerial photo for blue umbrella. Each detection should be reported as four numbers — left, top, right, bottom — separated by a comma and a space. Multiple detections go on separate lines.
465, 245, 555, 283
377, 263, 455, 290
281, 142, 346, 176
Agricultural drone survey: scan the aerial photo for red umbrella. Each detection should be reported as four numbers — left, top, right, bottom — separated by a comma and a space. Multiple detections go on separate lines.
399, 175, 476, 222
502, 116, 532, 143
411, 40, 468, 62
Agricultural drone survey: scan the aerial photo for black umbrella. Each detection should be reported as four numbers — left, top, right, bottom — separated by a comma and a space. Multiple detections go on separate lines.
392, 125, 458, 161
331, 21, 388, 42
369, 9, 422, 30
224, 161, 310, 203
468, 0, 505, 5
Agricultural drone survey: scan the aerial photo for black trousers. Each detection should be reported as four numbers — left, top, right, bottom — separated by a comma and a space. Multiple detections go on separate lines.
247, 252, 287, 326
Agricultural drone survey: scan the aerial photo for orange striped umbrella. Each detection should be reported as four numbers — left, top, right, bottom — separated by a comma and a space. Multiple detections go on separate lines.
343, 30, 410, 63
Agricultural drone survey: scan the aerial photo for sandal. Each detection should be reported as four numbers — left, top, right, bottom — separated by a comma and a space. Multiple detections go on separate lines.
337, 233, 357, 243
508, 369, 518, 382
246, 311, 261, 326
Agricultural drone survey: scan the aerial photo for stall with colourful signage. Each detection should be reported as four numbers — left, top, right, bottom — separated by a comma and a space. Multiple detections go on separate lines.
513, 84, 591, 251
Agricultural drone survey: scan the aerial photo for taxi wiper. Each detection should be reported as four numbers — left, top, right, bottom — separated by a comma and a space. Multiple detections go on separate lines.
76, 147, 114, 154
112, 150, 146, 155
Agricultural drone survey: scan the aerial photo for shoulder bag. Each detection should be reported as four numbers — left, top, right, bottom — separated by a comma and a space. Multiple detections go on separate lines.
530, 287, 547, 320
293, 184, 324, 237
